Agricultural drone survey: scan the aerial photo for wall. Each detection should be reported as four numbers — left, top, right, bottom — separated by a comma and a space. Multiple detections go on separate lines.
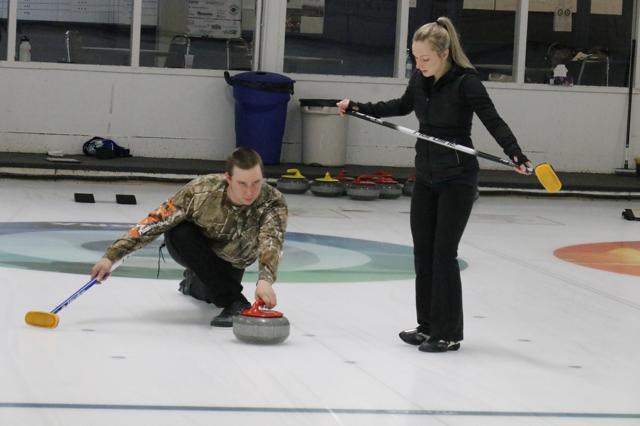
0, 62, 637, 173
0, 63, 237, 161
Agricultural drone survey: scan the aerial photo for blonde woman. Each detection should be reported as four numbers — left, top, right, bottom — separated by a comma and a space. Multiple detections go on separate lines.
338, 17, 531, 353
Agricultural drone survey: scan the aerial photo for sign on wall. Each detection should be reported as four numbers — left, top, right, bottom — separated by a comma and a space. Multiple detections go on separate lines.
187, 0, 242, 38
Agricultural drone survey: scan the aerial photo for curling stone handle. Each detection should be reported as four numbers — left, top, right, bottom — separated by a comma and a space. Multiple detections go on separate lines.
242, 299, 284, 318
247, 299, 266, 315
283, 168, 305, 179
353, 175, 375, 184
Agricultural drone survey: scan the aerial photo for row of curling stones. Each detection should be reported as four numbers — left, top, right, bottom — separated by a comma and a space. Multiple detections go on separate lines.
276, 168, 407, 200
277, 168, 345, 196
346, 172, 405, 200
232, 299, 290, 344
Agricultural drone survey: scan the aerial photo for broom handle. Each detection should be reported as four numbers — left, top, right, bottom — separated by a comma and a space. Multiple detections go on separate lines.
51, 278, 97, 314
346, 110, 530, 172
51, 258, 124, 314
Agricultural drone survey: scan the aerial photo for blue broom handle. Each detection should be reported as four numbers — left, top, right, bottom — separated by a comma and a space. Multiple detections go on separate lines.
51, 258, 124, 314
51, 278, 97, 314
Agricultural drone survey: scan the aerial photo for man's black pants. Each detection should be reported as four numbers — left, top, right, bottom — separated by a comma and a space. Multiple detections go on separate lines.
410, 180, 476, 342
164, 221, 247, 308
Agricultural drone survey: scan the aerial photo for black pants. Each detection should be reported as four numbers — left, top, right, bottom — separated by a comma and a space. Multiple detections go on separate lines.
410, 180, 476, 342
164, 222, 247, 308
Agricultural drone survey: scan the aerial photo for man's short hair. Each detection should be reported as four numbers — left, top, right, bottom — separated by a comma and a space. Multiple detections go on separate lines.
226, 147, 264, 176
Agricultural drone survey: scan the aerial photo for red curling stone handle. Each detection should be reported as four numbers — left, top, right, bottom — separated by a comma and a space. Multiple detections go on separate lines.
240, 299, 284, 318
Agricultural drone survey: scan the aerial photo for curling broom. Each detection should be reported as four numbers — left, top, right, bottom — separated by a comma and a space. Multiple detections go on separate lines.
24, 258, 125, 328
346, 110, 561, 193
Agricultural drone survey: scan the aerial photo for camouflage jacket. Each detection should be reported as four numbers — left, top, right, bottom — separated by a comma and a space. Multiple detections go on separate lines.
104, 174, 288, 283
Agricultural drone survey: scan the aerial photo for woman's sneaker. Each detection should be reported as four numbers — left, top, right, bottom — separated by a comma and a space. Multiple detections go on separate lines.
418, 339, 460, 353
398, 328, 428, 345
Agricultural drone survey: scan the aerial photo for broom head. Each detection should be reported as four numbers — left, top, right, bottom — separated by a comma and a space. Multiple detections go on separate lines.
534, 163, 562, 193
25, 311, 60, 328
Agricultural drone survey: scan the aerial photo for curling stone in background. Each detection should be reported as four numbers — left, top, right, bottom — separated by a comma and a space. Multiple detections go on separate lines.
347, 176, 380, 201
310, 172, 344, 197
373, 170, 394, 179
372, 170, 401, 198
403, 175, 416, 196
233, 299, 290, 344
277, 168, 310, 194
335, 169, 354, 195
373, 175, 402, 199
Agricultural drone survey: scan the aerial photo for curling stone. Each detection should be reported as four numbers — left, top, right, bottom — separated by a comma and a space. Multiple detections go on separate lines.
233, 299, 290, 345
277, 168, 310, 194
335, 169, 355, 195
403, 176, 416, 196
347, 176, 380, 201
373, 175, 402, 199
373, 170, 394, 179
310, 172, 344, 197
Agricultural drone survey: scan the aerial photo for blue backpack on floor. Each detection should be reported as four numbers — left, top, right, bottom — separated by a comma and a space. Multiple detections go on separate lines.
82, 137, 131, 159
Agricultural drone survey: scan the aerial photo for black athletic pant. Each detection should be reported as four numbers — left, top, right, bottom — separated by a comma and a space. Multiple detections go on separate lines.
410, 179, 476, 342
164, 221, 247, 308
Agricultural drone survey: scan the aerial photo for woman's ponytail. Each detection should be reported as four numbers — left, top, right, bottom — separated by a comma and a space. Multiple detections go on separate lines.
413, 16, 475, 70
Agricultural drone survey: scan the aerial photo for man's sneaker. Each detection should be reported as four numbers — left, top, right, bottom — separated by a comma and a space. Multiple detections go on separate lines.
418, 339, 461, 353
178, 269, 197, 296
398, 328, 428, 345
210, 299, 251, 327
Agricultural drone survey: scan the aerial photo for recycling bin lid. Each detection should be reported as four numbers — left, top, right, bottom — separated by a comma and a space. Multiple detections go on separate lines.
299, 99, 341, 107
224, 71, 295, 94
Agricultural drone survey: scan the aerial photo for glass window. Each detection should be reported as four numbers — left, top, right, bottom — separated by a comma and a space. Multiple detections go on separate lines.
284, 0, 398, 77
140, 0, 256, 70
408, 1, 516, 82
526, 0, 633, 87
0, 0, 6, 60
15, 0, 133, 65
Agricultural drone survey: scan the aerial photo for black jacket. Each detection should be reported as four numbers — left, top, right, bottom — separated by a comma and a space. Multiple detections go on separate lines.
353, 65, 522, 184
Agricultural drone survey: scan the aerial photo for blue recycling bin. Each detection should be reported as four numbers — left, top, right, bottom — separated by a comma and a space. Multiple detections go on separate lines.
224, 71, 295, 165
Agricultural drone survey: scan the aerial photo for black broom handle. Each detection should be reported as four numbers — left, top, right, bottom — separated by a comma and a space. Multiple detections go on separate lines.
624, 39, 636, 169
346, 110, 519, 169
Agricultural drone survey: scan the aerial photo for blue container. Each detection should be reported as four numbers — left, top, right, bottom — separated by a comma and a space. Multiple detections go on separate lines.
224, 71, 295, 165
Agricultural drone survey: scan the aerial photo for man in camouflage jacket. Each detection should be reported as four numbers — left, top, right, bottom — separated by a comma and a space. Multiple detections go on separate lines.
91, 148, 288, 327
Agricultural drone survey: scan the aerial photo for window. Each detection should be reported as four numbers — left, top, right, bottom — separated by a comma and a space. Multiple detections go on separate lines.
0, 0, 6, 60
408, 1, 516, 82
284, 0, 398, 77
140, 0, 257, 70
16, 0, 133, 65
525, 0, 633, 87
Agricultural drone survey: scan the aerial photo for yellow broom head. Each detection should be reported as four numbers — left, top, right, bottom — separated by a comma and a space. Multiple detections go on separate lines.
534, 163, 562, 193
25, 311, 60, 328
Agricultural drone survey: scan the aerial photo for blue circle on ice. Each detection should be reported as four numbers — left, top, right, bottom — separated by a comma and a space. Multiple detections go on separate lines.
0, 222, 466, 283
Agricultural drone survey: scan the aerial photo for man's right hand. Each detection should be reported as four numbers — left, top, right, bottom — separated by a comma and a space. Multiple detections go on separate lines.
91, 257, 113, 283
255, 280, 277, 308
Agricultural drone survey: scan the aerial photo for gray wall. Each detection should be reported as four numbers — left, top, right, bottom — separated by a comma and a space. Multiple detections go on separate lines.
0, 62, 637, 173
